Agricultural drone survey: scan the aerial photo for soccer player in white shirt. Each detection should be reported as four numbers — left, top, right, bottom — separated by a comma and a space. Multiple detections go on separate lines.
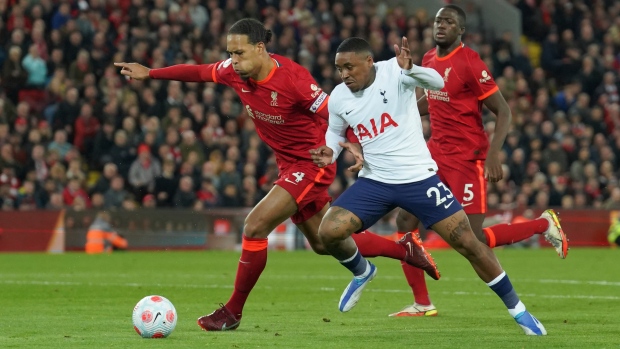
310, 37, 546, 335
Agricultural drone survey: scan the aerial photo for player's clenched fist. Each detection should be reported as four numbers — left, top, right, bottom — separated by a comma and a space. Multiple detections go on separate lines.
309, 146, 334, 168
114, 62, 151, 80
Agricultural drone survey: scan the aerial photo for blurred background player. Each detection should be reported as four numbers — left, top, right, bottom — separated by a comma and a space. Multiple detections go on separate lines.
115, 18, 438, 331
389, 5, 568, 318
84, 211, 127, 254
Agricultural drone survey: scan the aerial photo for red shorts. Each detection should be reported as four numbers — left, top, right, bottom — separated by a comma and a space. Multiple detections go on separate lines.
433, 155, 487, 214
275, 161, 335, 224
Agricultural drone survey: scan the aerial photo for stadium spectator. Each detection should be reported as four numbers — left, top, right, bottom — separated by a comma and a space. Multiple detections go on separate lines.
153, 160, 177, 207
128, 144, 161, 201
47, 129, 74, 160
0, 0, 617, 214
21, 44, 47, 88
104, 175, 130, 209
62, 178, 90, 208
73, 104, 100, 155
173, 175, 196, 208
2, 46, 28, 104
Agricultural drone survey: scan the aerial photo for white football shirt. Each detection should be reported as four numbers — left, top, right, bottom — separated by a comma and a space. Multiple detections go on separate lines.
326, 58, 444, 184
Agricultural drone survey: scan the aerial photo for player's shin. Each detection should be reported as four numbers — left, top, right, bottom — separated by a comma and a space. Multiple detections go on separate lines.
487, 271, 524, 317
225, 235, 268, 316
401, 262, 431, 305
482, 218, 549, 247
325, 235, 371, 276
352, 230, 406, 259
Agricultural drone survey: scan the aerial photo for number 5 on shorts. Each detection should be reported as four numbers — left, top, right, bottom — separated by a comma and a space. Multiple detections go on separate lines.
463, 183, 474, 204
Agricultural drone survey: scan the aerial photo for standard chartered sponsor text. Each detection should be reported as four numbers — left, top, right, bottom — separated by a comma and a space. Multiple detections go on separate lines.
249, 107, 285, 124
427, 90, 450, 102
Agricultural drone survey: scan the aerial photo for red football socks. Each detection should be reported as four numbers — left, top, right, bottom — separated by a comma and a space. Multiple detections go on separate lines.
397, 231, 431, 305
352, 230, 406, 260
482, 218, 549, 248
225, 235, 268, 316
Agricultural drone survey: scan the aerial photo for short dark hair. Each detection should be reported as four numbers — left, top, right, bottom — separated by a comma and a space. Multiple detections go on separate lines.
336, 37, 373, 56
442, 4, 467, 27
228, 18, 272, 45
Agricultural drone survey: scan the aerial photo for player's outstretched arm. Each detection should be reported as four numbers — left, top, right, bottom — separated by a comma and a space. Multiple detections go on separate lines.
394, 36, 444, 91
114, 62, 151, 80
114, 62, 213, 83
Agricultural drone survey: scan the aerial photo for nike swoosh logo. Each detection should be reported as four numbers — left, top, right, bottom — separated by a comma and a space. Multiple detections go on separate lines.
221, 320, 240, 331
444, 200, 454, 209
284, 178, 297, 185
154, 312, 161, 323
405, 242, 414, 256
241, 88, 250, 92
462, 202, 473, 207
345, 110, 353, 115
239, 260, 250, 264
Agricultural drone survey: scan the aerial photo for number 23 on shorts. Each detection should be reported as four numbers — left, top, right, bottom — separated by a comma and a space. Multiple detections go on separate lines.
427, 182, 455, 209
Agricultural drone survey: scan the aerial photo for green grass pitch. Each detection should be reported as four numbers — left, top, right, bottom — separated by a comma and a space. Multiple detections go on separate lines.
0, 248, 618, 348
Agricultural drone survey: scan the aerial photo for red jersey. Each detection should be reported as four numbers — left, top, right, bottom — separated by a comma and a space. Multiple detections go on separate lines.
202, 54, 328, 170
422, 43, 499, 161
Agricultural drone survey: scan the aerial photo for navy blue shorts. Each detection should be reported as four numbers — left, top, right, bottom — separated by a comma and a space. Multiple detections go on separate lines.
332, 175, 463, 231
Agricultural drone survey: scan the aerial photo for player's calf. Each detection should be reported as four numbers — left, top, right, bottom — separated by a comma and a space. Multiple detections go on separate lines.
431, 210, 502, 282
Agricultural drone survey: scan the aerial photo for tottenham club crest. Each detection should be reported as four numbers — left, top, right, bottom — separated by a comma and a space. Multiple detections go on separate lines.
379, 89, 388, 104
270, 91, 278, 106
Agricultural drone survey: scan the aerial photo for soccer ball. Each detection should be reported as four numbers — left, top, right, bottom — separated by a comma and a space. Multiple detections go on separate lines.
132, 295, 177, 338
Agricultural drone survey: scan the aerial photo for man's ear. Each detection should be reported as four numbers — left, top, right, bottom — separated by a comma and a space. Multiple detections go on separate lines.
256, 42, 265, 53
460, 27, 466, 36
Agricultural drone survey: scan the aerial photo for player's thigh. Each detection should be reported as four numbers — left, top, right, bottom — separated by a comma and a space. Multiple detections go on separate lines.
395, 208, 421, 232
276, 162, 335, 225
395, 174, 462, 230
244, 185, 298, 238
322, 178, 396, 238
437, 158, 487, 215
428, 209, 480, 252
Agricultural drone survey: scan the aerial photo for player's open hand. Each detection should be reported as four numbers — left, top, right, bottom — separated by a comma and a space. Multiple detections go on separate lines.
340, 141, 364, 172
484, 154, 503, 182
114, 62, 151, 80
394, 36, 413, 70
309, 146, 334, 168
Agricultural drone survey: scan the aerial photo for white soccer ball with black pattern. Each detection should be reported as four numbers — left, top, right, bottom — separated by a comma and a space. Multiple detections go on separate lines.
132, 295, 177, 338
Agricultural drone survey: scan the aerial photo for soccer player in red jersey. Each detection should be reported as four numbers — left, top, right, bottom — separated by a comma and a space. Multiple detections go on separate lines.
115, 19, 438, 331
387, 5, 568, 318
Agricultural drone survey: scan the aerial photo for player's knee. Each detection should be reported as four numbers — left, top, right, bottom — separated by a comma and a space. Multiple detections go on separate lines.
243, 217, 271, 238
317, 221, 346, 245
452, 233, 485, 259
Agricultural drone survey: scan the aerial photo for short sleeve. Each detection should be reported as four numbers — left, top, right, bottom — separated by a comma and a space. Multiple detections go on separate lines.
211, 58, 235, 87
463, 52, 499, 100
291, 66, 329, 114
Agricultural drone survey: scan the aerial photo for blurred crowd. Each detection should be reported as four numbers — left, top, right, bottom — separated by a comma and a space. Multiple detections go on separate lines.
0, 0, 619, 212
